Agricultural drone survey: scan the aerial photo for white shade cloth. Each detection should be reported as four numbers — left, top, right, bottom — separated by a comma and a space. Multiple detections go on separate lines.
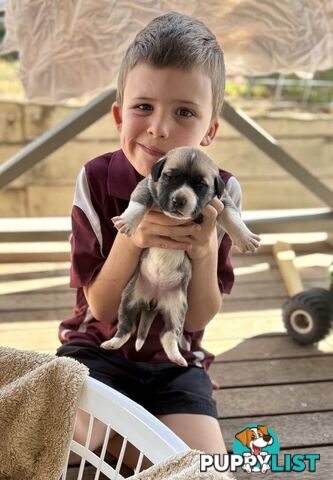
0, 0, 332, 102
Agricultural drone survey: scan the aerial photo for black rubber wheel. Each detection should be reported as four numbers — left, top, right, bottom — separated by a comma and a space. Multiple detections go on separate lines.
282, 288, 333, 345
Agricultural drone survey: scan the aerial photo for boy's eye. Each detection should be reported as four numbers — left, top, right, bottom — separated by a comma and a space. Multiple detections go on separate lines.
176, 108, 194, 118
135, 104, 153, 111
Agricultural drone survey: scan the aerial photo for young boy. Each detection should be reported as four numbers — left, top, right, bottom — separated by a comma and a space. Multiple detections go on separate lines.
57, 11, 241, 474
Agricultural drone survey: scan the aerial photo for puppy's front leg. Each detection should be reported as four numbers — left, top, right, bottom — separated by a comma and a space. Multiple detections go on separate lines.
112, 177, 154, 236
216, 193, 261, 253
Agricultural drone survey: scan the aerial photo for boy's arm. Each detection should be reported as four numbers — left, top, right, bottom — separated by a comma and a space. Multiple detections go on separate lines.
183, 203, 223, 332
84, 232, 141, 322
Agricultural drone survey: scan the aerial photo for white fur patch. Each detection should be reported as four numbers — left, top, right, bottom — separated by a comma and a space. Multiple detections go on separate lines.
142, 249, 184, 281
112, 200, 147, 236
123, 200, 147, 219
168, 185, 198, 218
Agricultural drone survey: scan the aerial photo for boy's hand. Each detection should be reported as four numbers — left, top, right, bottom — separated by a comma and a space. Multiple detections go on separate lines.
130, 209, 200, 251
170, 198, 224, 259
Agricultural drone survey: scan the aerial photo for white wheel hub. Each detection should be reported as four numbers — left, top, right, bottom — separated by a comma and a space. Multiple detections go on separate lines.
290, 309, 314, 334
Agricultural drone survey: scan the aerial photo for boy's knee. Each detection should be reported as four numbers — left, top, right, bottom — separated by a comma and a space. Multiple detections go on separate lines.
73, 409, 108, 450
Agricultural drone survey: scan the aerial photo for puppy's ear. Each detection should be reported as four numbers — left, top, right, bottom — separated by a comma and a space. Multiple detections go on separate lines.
214, 175, 225, 199
235, 429, 250, 446
258, 425, 269, 436
151, 157, 166, 181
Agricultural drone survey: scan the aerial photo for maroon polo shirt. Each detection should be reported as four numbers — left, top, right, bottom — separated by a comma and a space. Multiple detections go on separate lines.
58, 149, 236, 369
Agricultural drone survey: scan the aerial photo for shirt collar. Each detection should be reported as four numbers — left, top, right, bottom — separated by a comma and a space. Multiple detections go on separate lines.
107, 149, 143, 200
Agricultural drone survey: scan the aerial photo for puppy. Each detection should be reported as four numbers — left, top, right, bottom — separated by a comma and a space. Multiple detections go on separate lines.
235, 425, 273, 473
101, 147, 260, 365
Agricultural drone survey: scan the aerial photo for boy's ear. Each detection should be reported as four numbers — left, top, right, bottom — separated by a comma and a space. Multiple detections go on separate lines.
112, 102, 122, 132
200, 120, 219, 147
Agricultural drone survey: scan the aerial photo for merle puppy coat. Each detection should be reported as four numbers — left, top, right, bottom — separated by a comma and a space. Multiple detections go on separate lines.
101, 147, 260, 366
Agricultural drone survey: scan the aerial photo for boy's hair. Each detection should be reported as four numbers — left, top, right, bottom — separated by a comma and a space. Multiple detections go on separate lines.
117, 12, 225, 120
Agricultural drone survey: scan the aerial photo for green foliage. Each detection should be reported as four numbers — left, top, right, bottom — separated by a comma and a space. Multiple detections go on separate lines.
0, 15, 19, 60
0, 15, 5, 42
226, 70, 333, 105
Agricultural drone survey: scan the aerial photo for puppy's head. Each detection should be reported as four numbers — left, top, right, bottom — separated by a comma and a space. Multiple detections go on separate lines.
150, 147, 224, 220
236, 426, 272, 450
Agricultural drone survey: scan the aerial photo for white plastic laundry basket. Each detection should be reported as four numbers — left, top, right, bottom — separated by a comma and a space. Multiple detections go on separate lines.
61, 376, 189, 479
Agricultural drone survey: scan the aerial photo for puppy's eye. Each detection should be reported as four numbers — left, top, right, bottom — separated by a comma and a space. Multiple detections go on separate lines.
194, 180, 208, 189
163, 172, 179, 180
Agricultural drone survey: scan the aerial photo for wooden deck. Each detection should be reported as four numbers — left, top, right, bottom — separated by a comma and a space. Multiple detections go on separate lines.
1, 239, 332, 479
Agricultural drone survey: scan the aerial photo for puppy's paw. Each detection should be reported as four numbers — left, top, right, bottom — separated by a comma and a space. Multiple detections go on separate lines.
168, 353, 188, 367
111, 201, 147, 236
101, 336, 129, 350
234, 232, 261, 253
243, 464, 252, 473
160, 332, 188, 367
111, 215, 139, 237
100, 338, 118, 349
174, 356, 188, 367
135, 338, 145, 351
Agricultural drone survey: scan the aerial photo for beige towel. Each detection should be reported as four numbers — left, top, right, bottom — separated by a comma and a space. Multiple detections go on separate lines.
130, 449, 235, 480
0, 346, 88, 480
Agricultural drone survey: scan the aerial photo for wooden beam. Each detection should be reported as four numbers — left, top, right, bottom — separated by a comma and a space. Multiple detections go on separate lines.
0, 90, 116, 190
222, 101, 333, 210
272, 241, 304, 296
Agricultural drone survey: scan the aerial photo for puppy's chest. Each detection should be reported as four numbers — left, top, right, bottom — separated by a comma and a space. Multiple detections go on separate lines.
135, 249, 190, 302
140, 248, 187, 284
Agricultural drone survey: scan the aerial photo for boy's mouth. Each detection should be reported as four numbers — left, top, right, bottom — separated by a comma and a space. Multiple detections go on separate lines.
138, 143, 165, 158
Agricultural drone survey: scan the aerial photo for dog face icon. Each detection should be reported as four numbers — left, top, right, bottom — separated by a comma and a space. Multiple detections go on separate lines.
235, 425, 273, 473
236, 425, 273, 455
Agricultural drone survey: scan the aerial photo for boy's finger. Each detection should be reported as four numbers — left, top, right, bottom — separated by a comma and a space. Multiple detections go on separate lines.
201, 204, 219, 224
149, 236, 192, 251
211, 378, 221, 390
146, 210, 193, 226
145, 223, 200, 238
209, 197, 224, 215
169, 235, 193, 244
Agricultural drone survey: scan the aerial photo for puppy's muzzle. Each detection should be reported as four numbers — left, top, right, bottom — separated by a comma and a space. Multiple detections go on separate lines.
172, 195, 186, 209
165, 186, 198, 219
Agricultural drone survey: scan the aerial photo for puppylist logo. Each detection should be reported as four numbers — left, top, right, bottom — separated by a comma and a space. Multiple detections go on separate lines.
200, 424, 320, 474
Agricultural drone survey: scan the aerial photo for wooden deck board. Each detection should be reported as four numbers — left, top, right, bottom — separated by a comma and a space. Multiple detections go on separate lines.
210, 356, 333, 386
220, 412, 333, 450
0, 245, 332, 478
215, 382, 333, 417
213, 334, 332, 361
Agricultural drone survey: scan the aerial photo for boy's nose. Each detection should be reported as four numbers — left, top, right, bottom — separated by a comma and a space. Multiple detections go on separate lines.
147, 117, 169, 138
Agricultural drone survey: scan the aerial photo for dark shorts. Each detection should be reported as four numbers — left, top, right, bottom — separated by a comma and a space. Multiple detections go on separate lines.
56, 342, 218, 418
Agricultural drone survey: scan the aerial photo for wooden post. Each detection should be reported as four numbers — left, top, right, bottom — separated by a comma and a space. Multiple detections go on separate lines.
273, 241, 304, 297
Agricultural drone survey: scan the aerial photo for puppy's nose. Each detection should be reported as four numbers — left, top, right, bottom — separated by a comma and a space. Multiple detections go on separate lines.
172, 196, 186, 209
263, 435, 271, 442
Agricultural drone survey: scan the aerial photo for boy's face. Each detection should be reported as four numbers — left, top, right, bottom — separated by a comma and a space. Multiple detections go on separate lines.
112, 63, 219, 177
